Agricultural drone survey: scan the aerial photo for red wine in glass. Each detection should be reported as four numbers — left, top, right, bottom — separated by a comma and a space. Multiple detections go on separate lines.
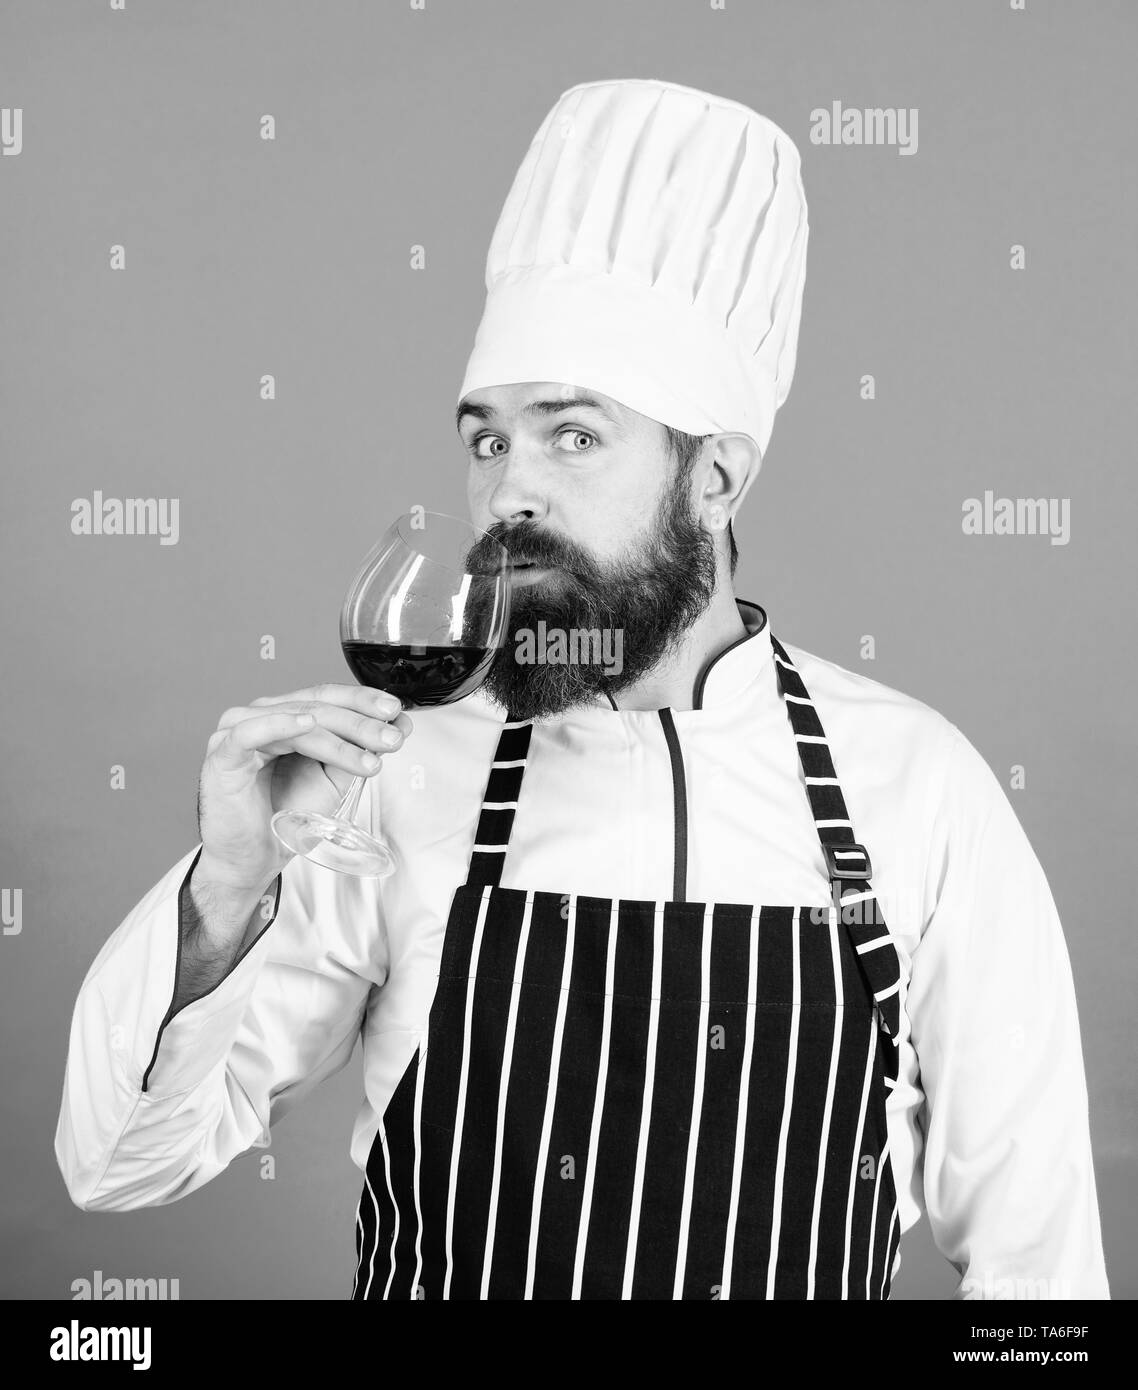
341, 641, 495, 708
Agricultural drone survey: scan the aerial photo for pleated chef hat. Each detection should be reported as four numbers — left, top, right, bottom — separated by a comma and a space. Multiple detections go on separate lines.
458, 78, 809, 461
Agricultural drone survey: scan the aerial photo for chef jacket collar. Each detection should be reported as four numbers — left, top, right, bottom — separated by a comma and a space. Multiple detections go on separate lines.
583, 597, 774, 715
692, 598, 772, 711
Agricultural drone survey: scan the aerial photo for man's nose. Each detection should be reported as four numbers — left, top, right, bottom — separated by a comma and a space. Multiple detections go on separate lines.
483, 447, 550, 527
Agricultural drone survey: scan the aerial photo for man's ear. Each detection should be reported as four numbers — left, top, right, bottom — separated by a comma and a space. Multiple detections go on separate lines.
698, 433, 761, 532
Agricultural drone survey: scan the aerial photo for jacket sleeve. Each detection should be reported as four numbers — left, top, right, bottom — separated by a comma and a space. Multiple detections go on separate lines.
906, 722, 1110, 1299
54, 839, 388, 1212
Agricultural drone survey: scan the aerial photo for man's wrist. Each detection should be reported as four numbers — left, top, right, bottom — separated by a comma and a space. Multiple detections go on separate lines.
189, 854, 277, 947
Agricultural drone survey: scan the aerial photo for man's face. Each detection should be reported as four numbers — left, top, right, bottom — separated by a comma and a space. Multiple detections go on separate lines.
458, 382, 720, 719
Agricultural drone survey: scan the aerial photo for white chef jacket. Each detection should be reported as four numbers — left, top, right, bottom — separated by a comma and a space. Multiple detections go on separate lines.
54, 600, 1110, 1299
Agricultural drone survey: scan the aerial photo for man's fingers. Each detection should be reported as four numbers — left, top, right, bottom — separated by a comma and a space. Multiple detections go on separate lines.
245, 683, 402, 718
209, 711, 385, 777
210, 711, 315, 769
215, 700, 408, 754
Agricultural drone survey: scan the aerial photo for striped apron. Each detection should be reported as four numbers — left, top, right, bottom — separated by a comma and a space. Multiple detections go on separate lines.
352, 636, 904, 1300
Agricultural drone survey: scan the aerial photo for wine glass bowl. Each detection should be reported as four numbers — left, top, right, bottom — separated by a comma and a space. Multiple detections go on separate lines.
271, 511, 511, 877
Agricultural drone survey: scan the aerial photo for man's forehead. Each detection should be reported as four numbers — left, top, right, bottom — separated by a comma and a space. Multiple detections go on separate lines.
456, 383, 640, 427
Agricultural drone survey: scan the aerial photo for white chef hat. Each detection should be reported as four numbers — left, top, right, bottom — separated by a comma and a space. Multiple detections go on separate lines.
458, 78, 809, 462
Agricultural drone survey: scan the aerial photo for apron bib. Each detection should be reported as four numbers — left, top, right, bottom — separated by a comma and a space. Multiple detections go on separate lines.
351, 636, 904, 1300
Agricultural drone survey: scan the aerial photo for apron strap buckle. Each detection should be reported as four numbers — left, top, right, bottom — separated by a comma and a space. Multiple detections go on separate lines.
823, 842, 873, 882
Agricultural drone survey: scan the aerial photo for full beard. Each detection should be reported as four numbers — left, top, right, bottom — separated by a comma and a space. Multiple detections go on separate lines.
468, 481, 719, 721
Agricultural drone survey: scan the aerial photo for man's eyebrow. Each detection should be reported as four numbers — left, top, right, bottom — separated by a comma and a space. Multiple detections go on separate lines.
455, 395, 617, 431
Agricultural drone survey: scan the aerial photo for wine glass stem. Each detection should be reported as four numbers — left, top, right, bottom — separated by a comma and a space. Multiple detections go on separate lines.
334, 775, 367, 822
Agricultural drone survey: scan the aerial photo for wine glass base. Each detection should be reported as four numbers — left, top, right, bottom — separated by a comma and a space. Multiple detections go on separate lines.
271, 809, 397, 879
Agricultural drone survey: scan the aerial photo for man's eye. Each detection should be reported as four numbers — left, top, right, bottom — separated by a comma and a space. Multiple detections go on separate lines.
554, 428, 597, 453
470, 435, 508, 459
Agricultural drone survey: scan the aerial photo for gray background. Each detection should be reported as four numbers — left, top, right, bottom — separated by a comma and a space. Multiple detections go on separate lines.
1, 0, 1134, 1299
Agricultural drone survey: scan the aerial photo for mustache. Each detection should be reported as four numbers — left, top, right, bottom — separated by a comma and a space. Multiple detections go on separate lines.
469, 522, 595, 579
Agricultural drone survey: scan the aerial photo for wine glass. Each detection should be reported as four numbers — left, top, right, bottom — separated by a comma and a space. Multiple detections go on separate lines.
270, 510, 511, 877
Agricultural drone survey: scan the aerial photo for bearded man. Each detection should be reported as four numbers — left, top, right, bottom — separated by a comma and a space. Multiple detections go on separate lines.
56, 79, 1108, 1302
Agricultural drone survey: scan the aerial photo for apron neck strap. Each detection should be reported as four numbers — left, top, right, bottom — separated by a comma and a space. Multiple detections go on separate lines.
464, 714, 533, 888
770, 636, 874, 883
